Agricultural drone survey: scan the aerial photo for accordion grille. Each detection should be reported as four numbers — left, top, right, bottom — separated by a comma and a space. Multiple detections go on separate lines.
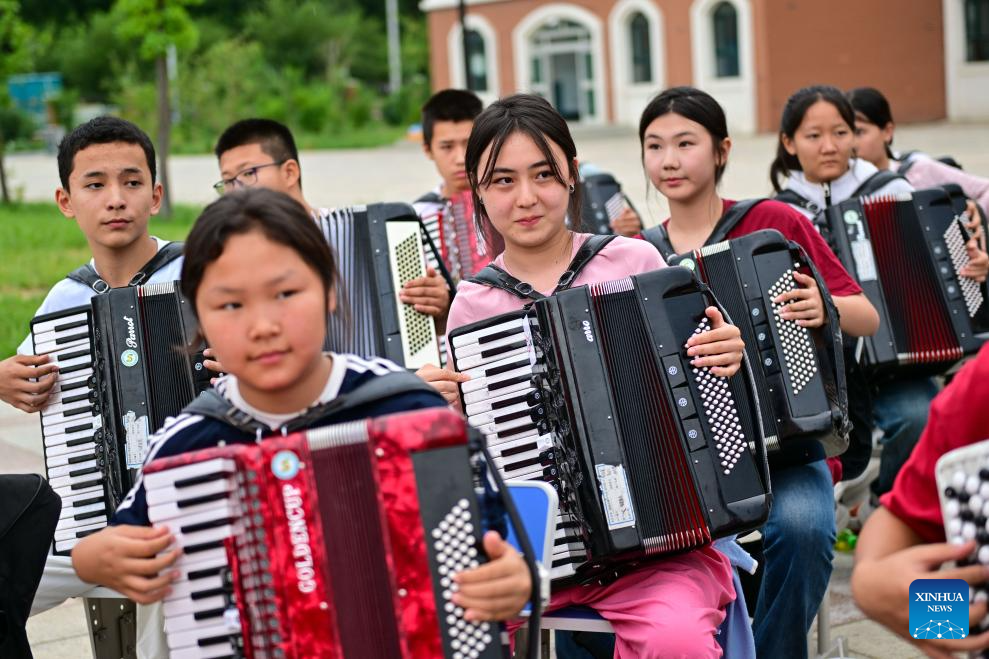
137, 288, 195, 431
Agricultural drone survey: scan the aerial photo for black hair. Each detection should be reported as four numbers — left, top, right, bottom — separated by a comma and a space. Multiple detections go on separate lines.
465, 94, 582, 255
57, 116, 157, 190
422, 89, 483, 147
847, 87, 895, 158
769, 85, 857, 192
181, 188, 337, 311
638, 86, 730, 185
214, 118, 302, 187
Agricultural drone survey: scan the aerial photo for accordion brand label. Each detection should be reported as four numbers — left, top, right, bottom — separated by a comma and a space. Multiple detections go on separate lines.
120, 349, 139, 368
851, 240, 878, 282
595, 463, 635, 530
272, 450, 302, 480
122, 411, 150, 469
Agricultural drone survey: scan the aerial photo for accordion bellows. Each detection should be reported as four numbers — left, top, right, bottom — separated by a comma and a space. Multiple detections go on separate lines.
143, 408, 505, 659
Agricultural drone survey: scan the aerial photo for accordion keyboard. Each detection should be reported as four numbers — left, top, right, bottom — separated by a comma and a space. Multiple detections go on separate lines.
32, 307, 107, 554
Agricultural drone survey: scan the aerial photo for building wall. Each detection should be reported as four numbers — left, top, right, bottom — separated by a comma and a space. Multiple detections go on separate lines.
758, 0, 945, 131
425, 0, 949, 132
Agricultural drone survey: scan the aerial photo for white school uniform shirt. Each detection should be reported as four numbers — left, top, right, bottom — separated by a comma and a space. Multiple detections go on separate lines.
781, 158, 916, 220
17, 237, 184, 355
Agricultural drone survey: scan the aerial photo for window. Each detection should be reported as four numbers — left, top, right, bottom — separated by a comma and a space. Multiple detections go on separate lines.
712, 2, 739, 78
966, 0, 989, 62
629, 12, 653, 84
464, 29, 489, 92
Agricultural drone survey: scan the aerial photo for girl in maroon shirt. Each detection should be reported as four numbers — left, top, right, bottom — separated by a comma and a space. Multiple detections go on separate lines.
636, 86, 879, 659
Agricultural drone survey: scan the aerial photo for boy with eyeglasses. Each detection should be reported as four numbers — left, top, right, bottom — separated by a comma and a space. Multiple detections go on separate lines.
213, 118, 450, 324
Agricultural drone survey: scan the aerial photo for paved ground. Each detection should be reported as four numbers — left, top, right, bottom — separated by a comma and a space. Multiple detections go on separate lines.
7, 121, 989, 657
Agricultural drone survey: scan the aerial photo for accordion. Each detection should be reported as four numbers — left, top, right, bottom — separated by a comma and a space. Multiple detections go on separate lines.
449, 266, 771, 586
316, 203, 441, 369
935, 439, 989, 641
31, 282, 209, 555
142, 409, 508, 659
579, 172, 631, 235
420, 190, 490, 283
820, 188, 988, 373
668, 229, 848, 456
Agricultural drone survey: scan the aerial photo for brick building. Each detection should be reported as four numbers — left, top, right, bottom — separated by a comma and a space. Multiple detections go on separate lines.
422, 0, 989, 133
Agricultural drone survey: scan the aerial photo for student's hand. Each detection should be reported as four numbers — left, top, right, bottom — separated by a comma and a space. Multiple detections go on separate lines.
71, 525, 181, 604
400, 267, 451, 320
202, 348, 225, 386
686, 307, 745, 378
961, 240, 989, 283
417, 363, 470, 407
0, 354, 58, 413
852, 540, 989, 656
452, 531, 532, 622
610, 207, 643, 237
775, 271, 826, 328
964, 200, 985, 249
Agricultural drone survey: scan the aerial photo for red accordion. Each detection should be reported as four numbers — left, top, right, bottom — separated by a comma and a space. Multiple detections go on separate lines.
439, 190, 491, 281
143, 408, 507, 659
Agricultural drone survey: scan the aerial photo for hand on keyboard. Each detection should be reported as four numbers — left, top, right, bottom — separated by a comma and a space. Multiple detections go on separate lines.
452, 530, 532, 622
416, 363, 470, 407
71, 524, 181, 604
400, 266, 451, 321
0, 353, 58, 413
685, 307, 746, 378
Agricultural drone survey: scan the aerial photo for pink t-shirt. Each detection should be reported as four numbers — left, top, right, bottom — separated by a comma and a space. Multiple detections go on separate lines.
446, 233, 666, 337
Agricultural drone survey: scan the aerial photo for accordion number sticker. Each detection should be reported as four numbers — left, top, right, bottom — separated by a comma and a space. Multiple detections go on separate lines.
122, 410, 150, 469
595, 463, 636, 530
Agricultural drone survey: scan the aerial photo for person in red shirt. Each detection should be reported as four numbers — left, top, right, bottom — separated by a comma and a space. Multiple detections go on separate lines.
852, 342, 989, 656
636, 86, 880, 659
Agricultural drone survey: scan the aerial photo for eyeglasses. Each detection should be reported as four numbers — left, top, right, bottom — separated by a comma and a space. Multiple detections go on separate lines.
212, 161, 287, 195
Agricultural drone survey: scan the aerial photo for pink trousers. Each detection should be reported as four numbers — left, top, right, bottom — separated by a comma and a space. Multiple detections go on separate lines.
510, 545, 734, 658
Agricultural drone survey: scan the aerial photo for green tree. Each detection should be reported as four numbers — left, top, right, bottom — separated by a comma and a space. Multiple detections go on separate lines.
111, 0, 201, 217
0, 0, 31, 204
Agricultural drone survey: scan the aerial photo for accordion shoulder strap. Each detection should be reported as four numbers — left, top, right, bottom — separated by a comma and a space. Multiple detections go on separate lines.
773, 189, 822, 215
66, 241, 184, 294
641, 198, 768, 260
185, 369, 438, 435
414, 191, 445, 205
851, 169, 907, 198
466, 234, 617, 301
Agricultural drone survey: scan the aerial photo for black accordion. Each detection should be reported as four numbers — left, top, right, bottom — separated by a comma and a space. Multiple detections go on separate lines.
669, 229, 848, 456
31, 282, 208, 555
579, 172, 632, 235
316, 203, 441, 369
449, 266, 771, 586
820, 188, 988, 374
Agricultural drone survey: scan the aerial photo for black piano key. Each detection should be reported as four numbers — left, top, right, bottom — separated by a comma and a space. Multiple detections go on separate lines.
69, 466, 100, 478
490, 393, 529, 411
480, 339, 527, 360
494, 405, 544, 426
489, 373, 533, 392
182, 517, 234, 534
188, 565, 225, 580
74, 509, 106, 521
175, 471, 234, 489
476, 328, 525, 345
64, 405, 95, 418
499, 441, 539, 458
193, 607, 226, 622
61, 392, 90, 405
72, 496, 104, 508
71, 477, 103, 491
60, 380, 89, 392
68, 453, 96, 465
197, 632, 236, 648
178, 492, 230, 509
475, 359, 530, 378
66, 435, 95, 447
53, 319, 88, 333
191, 585, 229, 601
63, 422, 93, 434
186, 539, 225, 555
58, 348, 91, 361
493, 422, 538, 440
55, 331, 89, 346
58, 362, 92, 376
503, 451, 555, 474
76, 527, 101, 539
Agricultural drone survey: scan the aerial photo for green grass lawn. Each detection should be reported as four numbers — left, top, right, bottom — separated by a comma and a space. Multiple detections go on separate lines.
0, 203, 200, 356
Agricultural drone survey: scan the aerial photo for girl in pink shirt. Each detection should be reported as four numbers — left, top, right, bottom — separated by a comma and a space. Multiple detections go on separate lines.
435, 93, 747, 658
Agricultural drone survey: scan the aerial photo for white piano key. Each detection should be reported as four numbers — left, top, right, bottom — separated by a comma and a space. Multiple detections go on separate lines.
451, 317, 527, 348
59, 499, 106, 521
31, 310, 90, 336
54, 518, 107, 541
163, 593, 226, 619
149, 495, 237, 525
469, 399, 537, 427
454, 345, 530, 371
144, 458, 239, 492
48, 467, 103, 491
52, 482, 103, 500
145, 475, 235, 508
479, 425, 541, 447
464, 379, 532, 405
464, 386, 535, 417
487, 433, 553, 459
43, 420, 99, 447
477, 414, 535, 437
167, 620, 239, 652
166, 573, 226, 602
453, 331, 529, 359
461, 364, 535, 394
46, 440, 97, 459
462, 352, 532, 380
170, 639, 238, 659
169, 524, 236, 554
47, 457, 98, 478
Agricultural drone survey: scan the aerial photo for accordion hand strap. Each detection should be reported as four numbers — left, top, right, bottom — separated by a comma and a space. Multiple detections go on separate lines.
185, 370, 439, 436
467, 234, 617, 301
66, 241, 185, 294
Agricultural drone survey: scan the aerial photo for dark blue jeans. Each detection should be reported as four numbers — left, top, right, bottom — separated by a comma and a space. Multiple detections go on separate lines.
872, 377, 940, 497
753, 459, 835, 659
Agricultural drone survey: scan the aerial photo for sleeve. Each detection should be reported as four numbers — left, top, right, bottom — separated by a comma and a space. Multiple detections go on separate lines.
880, 344, 989, 543
772, 209, 863, 297
445, 283, 482, 339
372, 390, 450, 416
906, 157, 989, 219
